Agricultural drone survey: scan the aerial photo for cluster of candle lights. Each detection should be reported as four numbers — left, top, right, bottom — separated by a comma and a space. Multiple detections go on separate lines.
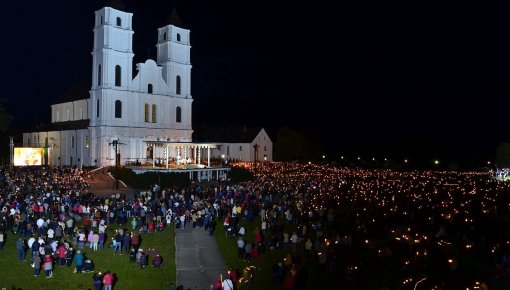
231, 162, 510, 288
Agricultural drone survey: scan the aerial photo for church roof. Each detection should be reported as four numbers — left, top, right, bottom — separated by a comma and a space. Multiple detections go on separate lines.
33, 120, 90, 132
53, 82, 89, 105
193, 126, 268, 143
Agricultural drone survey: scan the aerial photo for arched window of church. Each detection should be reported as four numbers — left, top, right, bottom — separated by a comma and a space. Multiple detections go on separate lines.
116, 17, 121, 26
163, 32, 167, 41
115, 65, 121, 86
115, 100, 122, 118
152, 104, 157, 123
148, 84, 153, 94
96, 99, 100, 117
177, 33, 181, 42
98, 64, 102, 86
176, 106, 182, 123
144, 103, 149, 122
176, 75, 181, 95
100, 16, 103, 25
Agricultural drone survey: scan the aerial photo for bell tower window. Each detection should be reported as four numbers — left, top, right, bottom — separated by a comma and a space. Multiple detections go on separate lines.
116, 17, 121, 26
97, 64, 102, 86
176, 106, 182, 123
148, 84, 153, 94
115, 100, 122, 118
115, 65, 121, 87
176, 75, 181, 95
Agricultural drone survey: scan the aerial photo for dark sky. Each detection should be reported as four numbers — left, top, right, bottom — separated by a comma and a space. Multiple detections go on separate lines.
2, 1, 510, 160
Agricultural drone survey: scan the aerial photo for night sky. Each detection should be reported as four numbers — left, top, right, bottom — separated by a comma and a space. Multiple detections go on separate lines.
2, 1, 510, 162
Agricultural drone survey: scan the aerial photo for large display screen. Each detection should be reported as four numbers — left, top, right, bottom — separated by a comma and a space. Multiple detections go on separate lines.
14, 147, 44, 166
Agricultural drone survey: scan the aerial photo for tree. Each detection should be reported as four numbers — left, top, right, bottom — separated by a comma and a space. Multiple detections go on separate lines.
274, 127, 323, 161
495, 142, 510, 168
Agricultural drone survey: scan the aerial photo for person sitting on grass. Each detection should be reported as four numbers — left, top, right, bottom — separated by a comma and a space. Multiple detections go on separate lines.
153, 254, 163, 268
139, 250, 148, 269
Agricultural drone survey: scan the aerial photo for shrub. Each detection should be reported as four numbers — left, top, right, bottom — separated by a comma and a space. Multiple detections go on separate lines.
229, 166, 255, 183
110, 167, 190, 188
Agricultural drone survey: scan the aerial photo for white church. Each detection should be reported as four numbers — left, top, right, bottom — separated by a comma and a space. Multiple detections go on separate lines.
23, 5, 272, 168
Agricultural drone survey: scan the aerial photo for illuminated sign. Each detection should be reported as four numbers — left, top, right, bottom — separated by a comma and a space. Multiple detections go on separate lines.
14, 147, 44, 166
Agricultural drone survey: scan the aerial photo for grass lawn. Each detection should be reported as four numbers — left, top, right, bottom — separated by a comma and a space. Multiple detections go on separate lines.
0, 224, 176, 290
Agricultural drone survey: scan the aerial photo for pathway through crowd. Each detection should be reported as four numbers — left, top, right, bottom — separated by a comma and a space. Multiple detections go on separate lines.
175, 223, 227, 290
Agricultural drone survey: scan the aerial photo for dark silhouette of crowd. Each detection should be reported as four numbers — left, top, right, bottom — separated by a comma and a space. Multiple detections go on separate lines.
210, 162, 507, 289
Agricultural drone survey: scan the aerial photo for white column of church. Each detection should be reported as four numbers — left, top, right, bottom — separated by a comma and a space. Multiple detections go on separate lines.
152, 145, 155, 168
198, 147, 201, 164
194, 146, 197, 164
207, 146, 210, 167
166, 144, 169, 170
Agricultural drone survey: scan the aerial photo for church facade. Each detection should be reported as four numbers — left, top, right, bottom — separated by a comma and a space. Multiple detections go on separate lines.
23, 6, 193, 167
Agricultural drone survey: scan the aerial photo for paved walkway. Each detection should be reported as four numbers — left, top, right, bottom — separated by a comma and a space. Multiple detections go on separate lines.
175, 224, 227, 290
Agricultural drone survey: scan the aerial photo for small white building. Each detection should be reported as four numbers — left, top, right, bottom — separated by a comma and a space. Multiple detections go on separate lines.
194, 127, 273, 162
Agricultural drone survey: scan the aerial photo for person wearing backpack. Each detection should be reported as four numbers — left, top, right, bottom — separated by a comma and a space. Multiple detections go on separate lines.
222, 276, 234, 290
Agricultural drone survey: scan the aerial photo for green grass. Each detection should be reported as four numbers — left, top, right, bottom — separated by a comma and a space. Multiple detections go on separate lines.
0, 224, 176, 290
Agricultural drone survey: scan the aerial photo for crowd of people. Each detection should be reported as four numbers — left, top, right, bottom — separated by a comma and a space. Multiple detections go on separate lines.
3, 162, 510, 289
0, 166, 166, 289
212, 162, 510, 289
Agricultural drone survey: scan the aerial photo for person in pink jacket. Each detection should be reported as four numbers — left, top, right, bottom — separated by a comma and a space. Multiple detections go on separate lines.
103, 271, 114, 290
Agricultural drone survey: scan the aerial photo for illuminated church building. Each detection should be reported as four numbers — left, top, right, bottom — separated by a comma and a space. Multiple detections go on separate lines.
23, 5, 273, 167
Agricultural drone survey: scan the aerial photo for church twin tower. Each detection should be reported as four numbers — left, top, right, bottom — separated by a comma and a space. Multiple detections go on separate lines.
90, 6, 192, 126
88, 6, 193, 164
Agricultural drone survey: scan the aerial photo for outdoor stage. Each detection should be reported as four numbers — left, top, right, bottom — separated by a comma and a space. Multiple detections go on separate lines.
123, 141, 230, 181
125, 164, 230, 182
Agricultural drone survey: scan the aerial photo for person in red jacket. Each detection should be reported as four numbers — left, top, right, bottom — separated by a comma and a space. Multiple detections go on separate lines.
131, 233, 140, 252
103, 271, 114, 290
43, 254, 53, 278
57, 244, 67, 266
